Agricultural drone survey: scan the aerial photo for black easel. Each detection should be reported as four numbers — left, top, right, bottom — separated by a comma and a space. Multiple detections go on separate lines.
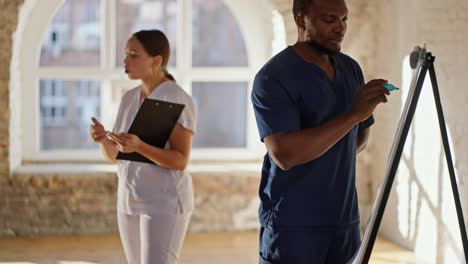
352, 47, 468, 264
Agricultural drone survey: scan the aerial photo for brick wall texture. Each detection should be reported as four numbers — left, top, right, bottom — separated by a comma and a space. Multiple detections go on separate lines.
2, 1, 468, 262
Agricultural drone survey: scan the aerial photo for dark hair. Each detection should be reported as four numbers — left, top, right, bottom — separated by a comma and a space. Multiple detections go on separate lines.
132, 29, 175, 82
293, 0, 314, 19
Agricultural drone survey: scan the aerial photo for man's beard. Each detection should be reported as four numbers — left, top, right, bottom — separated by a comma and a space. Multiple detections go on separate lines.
307, 38, 341, 56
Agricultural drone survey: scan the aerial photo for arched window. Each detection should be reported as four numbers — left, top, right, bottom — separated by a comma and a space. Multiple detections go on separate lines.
19, 0, 280, 161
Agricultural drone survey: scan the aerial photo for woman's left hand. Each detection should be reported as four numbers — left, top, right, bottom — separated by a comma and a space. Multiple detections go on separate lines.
105, 132, 142, 153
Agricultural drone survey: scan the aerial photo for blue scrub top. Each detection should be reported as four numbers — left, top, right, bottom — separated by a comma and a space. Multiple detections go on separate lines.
251, 46, 374, 230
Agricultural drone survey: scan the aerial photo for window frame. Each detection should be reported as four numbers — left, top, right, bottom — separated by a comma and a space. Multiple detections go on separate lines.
20, 0, 276, 162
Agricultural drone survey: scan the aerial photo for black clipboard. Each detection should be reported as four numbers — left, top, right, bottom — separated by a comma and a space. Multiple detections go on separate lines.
116, 98, 185, 164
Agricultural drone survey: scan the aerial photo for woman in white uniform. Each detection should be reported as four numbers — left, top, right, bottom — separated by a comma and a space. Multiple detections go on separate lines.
90, 29, 196, 264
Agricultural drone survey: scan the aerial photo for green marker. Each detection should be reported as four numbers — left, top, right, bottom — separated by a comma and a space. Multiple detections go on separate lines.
383, 83, 399, 91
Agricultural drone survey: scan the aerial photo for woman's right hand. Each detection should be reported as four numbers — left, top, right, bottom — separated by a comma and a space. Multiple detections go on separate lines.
90, 117, 107, 143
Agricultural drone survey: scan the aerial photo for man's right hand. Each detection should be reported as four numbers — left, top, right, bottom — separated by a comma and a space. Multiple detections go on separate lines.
351, 79, 390, 122
90, 117, 107, 143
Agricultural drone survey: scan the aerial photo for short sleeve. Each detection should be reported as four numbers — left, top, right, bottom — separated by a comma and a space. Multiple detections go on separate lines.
359, 115, 374, 130
112, 104, 122, 133
112, 91, 129, 133
177, 95, 196, 133
354, 61, 375, 130
153, 82, 197, 134
251, 73, 300, 141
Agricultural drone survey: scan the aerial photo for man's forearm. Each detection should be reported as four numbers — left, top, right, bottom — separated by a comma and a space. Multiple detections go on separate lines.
266, 112, 361, 170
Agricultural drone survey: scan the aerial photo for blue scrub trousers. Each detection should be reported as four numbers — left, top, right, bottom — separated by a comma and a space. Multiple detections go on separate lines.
259, 223, 360, 264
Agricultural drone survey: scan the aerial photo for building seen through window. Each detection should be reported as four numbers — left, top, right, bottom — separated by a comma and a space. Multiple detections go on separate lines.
32, 0, 274, 158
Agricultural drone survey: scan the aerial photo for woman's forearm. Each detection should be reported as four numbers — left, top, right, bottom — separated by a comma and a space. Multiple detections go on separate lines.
137, 141, 188, 171
100, 139, 119, 163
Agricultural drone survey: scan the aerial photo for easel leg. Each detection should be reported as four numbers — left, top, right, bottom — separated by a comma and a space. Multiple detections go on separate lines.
428, 63, 468, 262
354, 53, 468, 264
356, 64, 430, 264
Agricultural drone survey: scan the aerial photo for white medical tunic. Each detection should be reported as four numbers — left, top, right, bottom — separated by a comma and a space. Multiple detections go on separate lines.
113, 80, 196, 215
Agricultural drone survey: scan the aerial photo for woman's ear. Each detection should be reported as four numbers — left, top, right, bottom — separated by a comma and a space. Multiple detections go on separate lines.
152, 55, 163, 69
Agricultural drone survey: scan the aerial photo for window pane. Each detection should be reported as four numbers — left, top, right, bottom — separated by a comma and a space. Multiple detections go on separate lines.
192, 82, 247, 148
116, 0, 177, 67
40, 0, 101, 66
192, 0, 248, 67
40, 80, 101, 150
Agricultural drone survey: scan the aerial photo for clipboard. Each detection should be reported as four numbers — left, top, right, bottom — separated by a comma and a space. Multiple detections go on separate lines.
116, 98, 185, 164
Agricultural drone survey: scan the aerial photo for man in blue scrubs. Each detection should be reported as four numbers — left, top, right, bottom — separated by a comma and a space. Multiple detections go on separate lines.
251, 0, 391, 263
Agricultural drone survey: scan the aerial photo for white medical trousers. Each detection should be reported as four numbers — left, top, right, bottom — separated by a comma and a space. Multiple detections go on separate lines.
117, 211, 191, 264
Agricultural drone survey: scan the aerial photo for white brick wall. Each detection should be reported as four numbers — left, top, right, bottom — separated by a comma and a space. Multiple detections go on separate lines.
0, 0, 378, 235
365, 1, 468, 263
272, 1, 468, 263
2, 1, 468, 263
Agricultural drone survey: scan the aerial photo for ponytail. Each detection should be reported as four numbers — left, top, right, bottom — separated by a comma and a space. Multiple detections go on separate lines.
163, 69, 175, 82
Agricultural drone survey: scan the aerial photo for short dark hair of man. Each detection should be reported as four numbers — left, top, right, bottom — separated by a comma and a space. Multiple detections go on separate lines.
293, 0, 314, 19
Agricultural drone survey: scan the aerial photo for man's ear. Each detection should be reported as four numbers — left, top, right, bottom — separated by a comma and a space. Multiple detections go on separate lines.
295, 15, 306, 31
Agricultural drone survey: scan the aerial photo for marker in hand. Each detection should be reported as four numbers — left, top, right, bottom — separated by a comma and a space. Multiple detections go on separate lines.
105, 131, 113, 140
383, 83, 399, 92
106, 131, 119, 142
